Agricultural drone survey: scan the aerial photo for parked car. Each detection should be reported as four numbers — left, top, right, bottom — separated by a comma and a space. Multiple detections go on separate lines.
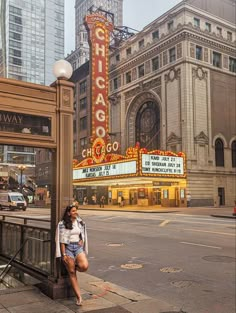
0, 192, 27, 211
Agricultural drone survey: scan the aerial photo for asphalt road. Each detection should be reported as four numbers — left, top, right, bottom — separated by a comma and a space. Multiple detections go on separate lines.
1, 208, 235, 313
82, 210, 235, 313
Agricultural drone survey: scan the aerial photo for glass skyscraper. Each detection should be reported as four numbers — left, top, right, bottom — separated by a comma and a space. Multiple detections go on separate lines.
67, 0, 123, 68
0, 0, 65, 175
0, 0, 65, 85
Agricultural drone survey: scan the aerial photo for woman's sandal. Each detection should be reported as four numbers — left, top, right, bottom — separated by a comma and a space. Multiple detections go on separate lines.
76, 296, 83, 306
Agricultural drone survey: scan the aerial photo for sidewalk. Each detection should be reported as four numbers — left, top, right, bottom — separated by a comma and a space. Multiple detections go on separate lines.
78, 204, 236, 219
0, 272, 176, 313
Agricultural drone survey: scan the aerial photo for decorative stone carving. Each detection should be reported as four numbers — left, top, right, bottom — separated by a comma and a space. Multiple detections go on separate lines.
190, 43, 195, 58
125, 77, 161, 100
62, 89, 70, 107
165, 67, 180, 83
132, 68, 137, 81
223, 55, 229, 69
193, 67, 207, 80
145, 60, 151, 74
167, 132, 182, 144
194, 131, 209, 145
204, 48, 208, 62
163, 51, 168, 66
177, 43, 182, 59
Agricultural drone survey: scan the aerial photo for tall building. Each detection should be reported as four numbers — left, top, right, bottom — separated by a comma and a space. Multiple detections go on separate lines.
71, 0, 236, 207
0, 0, 64, 85
67, 0, 123, 69
0, 0, 65, 192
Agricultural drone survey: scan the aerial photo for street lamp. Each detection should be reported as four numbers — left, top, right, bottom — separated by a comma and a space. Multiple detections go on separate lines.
18, 165, 26, 193
52, 59, 73, 80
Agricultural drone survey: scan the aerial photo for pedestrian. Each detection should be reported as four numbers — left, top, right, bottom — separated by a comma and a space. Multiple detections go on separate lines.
100, 195, 105, 208
120, 196, 124, 207
187, 193, 191, 207
55, 205, 88, 306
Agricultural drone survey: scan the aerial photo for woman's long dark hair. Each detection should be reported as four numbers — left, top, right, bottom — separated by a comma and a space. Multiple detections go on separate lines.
62, 205, 75, 229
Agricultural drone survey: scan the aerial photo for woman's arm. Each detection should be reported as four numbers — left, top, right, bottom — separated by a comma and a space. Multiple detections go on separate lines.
60, 243, 68, 263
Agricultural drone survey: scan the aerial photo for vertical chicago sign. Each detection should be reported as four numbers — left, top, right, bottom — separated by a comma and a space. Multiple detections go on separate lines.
84, 14, 113, 142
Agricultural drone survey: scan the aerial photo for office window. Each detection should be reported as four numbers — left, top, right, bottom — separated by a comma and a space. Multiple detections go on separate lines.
115, 54, 120, 61
80, 97, 87, 110
168, 21, 174, 31
196, 46, 203, 60
216, 27, 222, 36
205, 22, 211, 32
152, 30, 159, 40
227, 31, 232, 41
213, 51, 221, 68
126, 71, 131, 83
139, 39, 144, 49
232, 141, 236, 168
80, 117, 87, 131
215, 138, 224, 167
73, 141, 77, 155
152, 56, 159, 71
229, 57, 236, 73
169, 47, 176, 63
79, 80, 87, 94
113, 78, 118, 90
80, 137, 87, 148
138, 64, 145, 77
126, 47, 131, 56
73, 120, 77, 133
194, 18, 200, 27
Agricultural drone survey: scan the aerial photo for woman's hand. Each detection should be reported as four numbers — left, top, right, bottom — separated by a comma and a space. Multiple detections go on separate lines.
62, 255, 69, 264
79, 239, 83, 246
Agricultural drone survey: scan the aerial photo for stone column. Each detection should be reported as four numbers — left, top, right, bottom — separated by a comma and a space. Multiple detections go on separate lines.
39, 78, 75, 299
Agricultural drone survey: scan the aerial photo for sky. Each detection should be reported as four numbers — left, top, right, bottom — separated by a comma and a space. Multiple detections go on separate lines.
65, 0, 182, 55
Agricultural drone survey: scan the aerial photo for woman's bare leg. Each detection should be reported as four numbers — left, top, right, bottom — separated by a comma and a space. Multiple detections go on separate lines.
75, 252, 89, 272
64, 257, 81, 301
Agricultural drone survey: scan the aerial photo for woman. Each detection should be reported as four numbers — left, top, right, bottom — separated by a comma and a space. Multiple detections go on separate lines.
55, 205, 88, 306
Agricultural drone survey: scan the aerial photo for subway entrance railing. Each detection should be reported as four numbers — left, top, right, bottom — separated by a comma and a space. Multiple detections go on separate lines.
0, 214, 51, 286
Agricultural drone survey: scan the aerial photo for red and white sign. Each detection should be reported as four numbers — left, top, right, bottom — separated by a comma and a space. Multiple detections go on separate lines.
84, 14, 113, 141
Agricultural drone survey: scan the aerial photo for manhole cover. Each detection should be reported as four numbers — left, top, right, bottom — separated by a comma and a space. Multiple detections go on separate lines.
160, 311, 187, 313
120, 263, 143, 269
160, 267, 183, 273
202, 255, 236, 263
107, 243, 123, 247
171, 280, 197, 288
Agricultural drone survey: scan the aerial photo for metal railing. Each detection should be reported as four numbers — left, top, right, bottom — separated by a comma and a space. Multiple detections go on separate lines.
0, 215, 51, 282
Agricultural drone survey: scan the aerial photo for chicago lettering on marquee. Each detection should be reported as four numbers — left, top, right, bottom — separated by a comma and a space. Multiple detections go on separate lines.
84, 13, 113, 141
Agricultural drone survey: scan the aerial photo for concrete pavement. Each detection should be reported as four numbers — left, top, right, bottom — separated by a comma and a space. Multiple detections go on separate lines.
78, 204, 236, 219
0, 204, 234, 313
0, 272, 177, 313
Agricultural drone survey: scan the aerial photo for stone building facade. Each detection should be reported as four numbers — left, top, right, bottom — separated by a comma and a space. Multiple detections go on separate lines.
107, 0, 236, 206
71, 0, 236, 207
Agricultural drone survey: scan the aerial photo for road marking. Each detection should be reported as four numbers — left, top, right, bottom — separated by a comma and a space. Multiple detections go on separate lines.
159, 220, 170, 227
180, 241, 221, 249
183, 228, 235, 236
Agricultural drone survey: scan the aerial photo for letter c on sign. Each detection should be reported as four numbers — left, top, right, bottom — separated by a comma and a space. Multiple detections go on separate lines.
96, 77, 105, 89
95, 27, 105, 40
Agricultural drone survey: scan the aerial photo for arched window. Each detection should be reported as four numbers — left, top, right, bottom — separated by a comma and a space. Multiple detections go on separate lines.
232, 140, 236, 168
135, 101, 160, 150
215, 138, 224, 167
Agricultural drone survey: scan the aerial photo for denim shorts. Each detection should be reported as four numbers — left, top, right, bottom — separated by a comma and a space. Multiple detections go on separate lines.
65, 242, 84, 259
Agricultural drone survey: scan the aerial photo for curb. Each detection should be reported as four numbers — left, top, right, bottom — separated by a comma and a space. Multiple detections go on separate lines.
211, 214, 236, 219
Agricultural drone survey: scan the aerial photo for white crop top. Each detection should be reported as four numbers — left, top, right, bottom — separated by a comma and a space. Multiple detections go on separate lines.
70, 221, 81, 242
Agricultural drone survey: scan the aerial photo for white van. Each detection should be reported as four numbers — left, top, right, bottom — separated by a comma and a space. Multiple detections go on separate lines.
0, 192, 27, 211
